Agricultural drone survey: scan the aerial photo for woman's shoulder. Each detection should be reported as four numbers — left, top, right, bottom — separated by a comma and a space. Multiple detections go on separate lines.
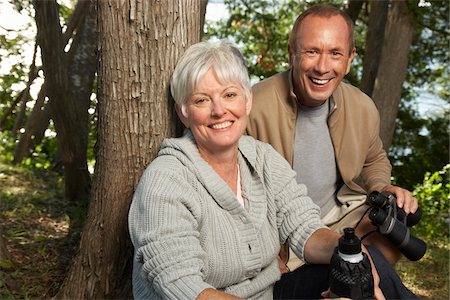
239, 135, 290, 168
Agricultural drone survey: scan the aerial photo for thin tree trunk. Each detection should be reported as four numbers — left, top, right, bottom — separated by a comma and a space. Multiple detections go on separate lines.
10, 93, 28, 135
33, 0, 94, 204
13, 83, 48, 163
0, 90, 24, 131
346, 0, 365, 24
57, 0, 206, 298
14, 0, 94, 165
371, 0, 414, 151
360, 0, 389, 96
10, 43, 38, 135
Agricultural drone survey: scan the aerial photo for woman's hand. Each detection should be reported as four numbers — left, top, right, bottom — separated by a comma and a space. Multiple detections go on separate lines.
361, 245, 386, 300
320, 289, 351, 299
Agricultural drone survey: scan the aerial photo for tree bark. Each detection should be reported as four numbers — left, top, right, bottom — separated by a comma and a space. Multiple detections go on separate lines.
346, 0, 365, 24
14, 0, 93, 163
10, 43, 38, 136
371, 0, 414, 151
360, 0, 389, 96
33, 0, 95, 204
57, 0, 207, 298
0, 90, 24, 131
13, 82, 48, 163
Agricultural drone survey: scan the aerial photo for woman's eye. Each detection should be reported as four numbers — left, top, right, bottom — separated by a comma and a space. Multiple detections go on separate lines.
193, 98, 208, 105
225, 92, 236, 98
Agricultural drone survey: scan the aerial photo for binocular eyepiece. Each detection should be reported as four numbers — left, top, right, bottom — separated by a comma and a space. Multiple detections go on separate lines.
367, 191, 427, 261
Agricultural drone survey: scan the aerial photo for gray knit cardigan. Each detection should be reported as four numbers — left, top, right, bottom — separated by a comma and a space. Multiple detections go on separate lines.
128, 130, 325, 299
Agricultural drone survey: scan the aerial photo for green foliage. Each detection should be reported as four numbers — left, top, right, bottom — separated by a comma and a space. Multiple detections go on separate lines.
0, 130, 57, 172
406, 0, 449, 101
391, 108, 449, 190
205, 0, 348, 80
412, 165, 449, 240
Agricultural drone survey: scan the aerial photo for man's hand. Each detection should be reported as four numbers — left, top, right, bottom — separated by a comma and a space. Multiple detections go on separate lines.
382, 184, 418, 215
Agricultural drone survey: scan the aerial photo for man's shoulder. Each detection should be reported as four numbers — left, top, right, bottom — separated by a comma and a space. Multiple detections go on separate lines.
336, 82, 371, 101
335, 82, 377, 111
252, 71, 290, 97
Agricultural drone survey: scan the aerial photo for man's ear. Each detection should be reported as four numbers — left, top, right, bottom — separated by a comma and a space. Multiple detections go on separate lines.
345, 48, 357, 75
288, 44, 294, 67
175, 104, 189, 128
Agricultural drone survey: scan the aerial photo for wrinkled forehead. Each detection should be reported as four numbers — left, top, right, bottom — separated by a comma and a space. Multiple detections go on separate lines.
293, 14, 353, 52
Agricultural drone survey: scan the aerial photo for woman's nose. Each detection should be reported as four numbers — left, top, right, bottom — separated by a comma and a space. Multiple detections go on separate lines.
211, 99, 226, 116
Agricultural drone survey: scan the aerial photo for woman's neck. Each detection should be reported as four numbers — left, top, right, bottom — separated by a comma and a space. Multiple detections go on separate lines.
199, 147, 239, 194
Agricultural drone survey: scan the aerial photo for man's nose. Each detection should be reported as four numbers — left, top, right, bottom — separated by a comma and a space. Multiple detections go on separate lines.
314, 53, 330, 74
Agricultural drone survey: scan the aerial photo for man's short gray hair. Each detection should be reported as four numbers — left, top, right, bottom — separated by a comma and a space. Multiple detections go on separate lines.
170, 40, 250, 106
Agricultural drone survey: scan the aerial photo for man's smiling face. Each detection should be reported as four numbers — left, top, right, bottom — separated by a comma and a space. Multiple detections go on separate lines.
289, 14, 355, 107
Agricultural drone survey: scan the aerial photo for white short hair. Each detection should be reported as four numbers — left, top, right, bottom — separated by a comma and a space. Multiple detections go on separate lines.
170, 40, 250, 106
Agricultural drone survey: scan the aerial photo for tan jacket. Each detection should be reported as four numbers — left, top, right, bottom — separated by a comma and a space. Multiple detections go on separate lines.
247, 70, 391, 195
247, 71, 391, 262
247, 70, 392, 265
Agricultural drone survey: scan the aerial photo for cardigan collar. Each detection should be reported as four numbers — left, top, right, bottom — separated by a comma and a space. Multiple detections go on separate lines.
159, 130, 267, 231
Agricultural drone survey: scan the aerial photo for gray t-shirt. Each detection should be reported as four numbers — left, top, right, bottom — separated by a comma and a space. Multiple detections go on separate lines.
293, 99, 340, 217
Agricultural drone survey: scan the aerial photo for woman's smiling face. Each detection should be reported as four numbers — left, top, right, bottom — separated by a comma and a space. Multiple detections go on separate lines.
177, 68, 252, 156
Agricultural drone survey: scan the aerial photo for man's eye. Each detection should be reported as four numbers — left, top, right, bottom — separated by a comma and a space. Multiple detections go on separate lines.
331, 51, 343, 57
305, 50, 318, 56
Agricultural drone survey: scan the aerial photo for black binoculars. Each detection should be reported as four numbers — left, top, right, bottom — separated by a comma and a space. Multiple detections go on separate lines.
367, 191, 427, 261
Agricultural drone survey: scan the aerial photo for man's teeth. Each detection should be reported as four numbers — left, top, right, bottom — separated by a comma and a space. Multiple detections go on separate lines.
211, 121, 232, 129
311, 78, 329, 85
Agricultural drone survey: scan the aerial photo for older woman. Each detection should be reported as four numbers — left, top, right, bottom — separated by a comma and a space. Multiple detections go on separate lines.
128, 40, 384, 300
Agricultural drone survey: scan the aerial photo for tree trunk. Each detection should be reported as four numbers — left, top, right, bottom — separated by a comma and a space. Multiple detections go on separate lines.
0, 90, 24, 131
371, 0, 414, 151
360, 0, 389, 96
13, 83, 49, 163
10, 43, 38, 136
57, 0, 207, 298
33, 0, 95, 204
14, 0, 92, 164
346, 0, 365, 24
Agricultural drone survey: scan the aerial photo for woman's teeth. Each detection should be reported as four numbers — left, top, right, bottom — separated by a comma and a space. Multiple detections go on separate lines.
211, 121, 232, 129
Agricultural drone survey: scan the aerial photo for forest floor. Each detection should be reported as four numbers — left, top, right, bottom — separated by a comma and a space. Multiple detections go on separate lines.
0, 162, 449, 299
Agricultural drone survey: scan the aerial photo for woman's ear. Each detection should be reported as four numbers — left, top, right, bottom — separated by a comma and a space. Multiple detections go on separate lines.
175, 104, 190, 128
246, 91, 253, 116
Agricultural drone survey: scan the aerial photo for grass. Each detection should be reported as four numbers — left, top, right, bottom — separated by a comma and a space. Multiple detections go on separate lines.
397, 239, 449, 299
0, 162, 79, 299
0, 161, 449, 299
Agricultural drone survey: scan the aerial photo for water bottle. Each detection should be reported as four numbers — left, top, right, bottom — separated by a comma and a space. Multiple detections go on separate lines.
329, 227, 374, 299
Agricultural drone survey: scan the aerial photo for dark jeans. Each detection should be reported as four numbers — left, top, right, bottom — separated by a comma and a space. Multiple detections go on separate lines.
273, 245, 418, 299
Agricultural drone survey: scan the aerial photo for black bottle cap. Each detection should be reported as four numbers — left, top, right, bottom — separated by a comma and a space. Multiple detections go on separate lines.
338, 227, 361, 254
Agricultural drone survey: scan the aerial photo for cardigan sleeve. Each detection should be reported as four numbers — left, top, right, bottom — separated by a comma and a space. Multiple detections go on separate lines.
128, 166, 213, 299
262, 145, 327, 261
